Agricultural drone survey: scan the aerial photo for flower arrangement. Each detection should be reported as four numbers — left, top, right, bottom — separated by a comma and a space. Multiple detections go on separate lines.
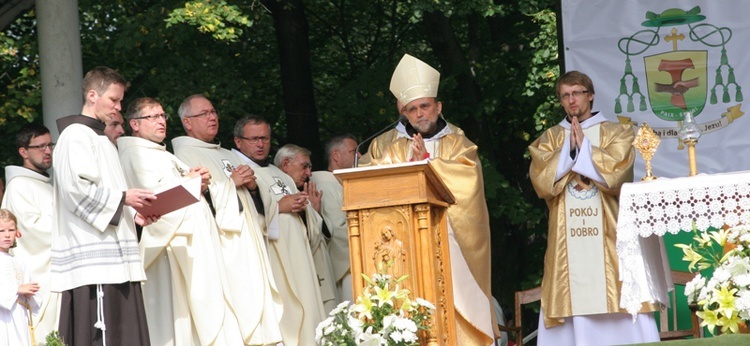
676, 224, 750, 334
315, 273, 435, 345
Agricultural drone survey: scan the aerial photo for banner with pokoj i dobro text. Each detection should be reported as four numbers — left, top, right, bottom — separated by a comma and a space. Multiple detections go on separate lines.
561, 1, 748, 179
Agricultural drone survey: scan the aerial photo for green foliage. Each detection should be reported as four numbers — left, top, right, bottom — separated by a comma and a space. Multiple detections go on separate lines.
0, 14, 40, 125
0, 12, 41, 171
75, 0, 282, 145
524, 8, 562, 137
166, 0, 253, 42
396, 0, 506, 21
304, 1, 418, 138
45, 330, 66, 346
482, 159, 543, 227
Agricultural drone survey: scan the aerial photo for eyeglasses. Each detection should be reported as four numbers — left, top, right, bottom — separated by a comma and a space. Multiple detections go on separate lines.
560, 90, 589, 100
132, 113, 169, 121
186, 109, 218, 118
26, 143, 56, 151
237, 135, 271, 144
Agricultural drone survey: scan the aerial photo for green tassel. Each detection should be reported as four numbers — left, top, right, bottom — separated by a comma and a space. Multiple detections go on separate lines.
615, 99, 622, 113
710, 90, 718, 104
736, 86, 743, 102
625, 58, 633, 74
639, 96, 647, 111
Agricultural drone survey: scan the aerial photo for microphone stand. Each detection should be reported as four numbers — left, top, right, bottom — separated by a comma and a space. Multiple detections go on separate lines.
354, 115, 405, 168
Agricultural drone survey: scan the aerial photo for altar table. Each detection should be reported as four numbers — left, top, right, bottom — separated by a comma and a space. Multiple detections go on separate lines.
616, 171, 750, 316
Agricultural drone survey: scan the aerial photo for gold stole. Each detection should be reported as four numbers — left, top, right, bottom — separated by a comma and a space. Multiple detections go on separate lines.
564, 124, 608, 315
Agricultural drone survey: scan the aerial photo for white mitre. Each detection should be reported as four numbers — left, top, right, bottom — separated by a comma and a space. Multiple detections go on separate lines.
389, 54, 440, 107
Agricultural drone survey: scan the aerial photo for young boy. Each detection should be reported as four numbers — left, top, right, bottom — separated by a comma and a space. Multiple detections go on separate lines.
0, 209, 41, 345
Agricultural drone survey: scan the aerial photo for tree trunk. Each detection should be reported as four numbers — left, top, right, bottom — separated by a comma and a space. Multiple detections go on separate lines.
260, 0, 322, 162
422, 11, 483, 145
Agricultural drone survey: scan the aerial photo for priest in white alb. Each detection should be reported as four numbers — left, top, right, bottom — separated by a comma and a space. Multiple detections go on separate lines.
274, 144, 339, 313
2, 124, 60, 346
310, 134, 360, 302
232, 115, 327, 346
52, 67, 156, 346
172, 94, 283, 345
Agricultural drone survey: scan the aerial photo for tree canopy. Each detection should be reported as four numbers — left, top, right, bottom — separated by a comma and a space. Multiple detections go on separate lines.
0, 0, 563, 329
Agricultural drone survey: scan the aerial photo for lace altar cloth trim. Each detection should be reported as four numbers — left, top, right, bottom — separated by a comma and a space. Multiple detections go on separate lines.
616, 171, 750, 317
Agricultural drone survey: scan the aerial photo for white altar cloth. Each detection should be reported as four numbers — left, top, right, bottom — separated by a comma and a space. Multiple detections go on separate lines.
617, 170, 750, 316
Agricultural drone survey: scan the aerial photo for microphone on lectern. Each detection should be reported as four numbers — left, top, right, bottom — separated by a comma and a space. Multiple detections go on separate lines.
354, 114, 407, 168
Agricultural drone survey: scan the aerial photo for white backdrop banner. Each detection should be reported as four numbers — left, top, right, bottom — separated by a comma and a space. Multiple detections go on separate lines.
561, 1, 748, 179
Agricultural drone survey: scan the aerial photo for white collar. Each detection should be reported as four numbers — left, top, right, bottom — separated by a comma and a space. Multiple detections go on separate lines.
558, 111, 608, 130
395, 120, 453, 142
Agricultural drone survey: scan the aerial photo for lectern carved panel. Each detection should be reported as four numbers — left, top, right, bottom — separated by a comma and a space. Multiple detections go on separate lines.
337, 162, 457, 345
372, 225, 407, 276
360, 206, 412, 281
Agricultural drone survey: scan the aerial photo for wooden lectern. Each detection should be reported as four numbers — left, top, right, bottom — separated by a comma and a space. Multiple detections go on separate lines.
335, 161, 457, 345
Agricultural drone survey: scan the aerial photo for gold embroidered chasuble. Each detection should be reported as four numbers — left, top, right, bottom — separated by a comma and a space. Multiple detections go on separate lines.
529, 120, 657, 328
359, 123, 496, 345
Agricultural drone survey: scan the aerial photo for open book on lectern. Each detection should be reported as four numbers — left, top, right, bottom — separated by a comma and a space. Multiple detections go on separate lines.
133, 175, 201, 216
334, 160, 429, 174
